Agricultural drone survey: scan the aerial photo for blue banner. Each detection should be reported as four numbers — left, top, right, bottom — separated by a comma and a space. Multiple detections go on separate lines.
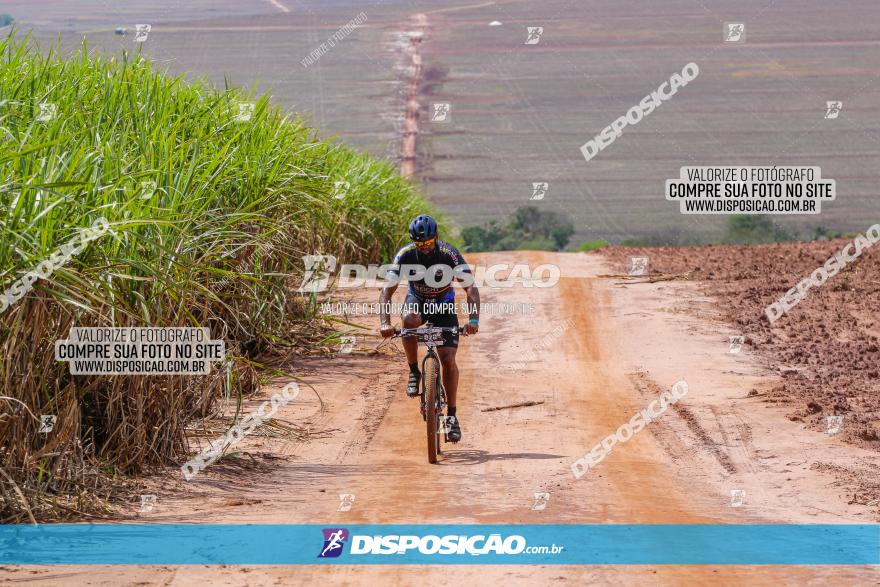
1, 524, 877, 565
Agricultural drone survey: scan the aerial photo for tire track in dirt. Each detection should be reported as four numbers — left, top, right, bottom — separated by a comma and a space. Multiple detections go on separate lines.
628, 371, 737, 475
335, 362, 401, 462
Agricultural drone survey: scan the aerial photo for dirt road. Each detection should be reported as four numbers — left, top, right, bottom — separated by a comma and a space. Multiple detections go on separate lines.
399, 14, 426, 178
6, 252, 878, 585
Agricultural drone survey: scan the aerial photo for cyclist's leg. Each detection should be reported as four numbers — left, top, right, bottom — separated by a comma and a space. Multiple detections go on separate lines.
438, 345, 462, 441
401, 293, 424, 364
432, 301, 461, 440
431, 300, 460, 403
437, 346, 459, 407
402, 294, 424, 397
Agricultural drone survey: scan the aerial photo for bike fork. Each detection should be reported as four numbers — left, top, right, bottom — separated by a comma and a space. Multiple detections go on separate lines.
438, 382, 449, 442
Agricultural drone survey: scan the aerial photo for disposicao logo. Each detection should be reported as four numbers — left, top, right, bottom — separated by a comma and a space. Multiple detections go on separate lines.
318, 528, 349, 558
349, 534, 533, 555
317, 529, 562, 558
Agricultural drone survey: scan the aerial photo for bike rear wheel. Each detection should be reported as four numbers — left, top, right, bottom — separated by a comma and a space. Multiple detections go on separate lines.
423, 353, 441, 464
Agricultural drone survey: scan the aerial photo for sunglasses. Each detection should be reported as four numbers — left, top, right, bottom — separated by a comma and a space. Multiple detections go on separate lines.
414, 237, 436, 247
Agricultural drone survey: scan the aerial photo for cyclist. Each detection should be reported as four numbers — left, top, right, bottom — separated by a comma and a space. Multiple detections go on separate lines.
379, 214, 480, 443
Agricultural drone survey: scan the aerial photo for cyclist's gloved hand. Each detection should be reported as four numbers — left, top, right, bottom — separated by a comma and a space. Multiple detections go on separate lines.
464, 319, 479, 335
379, 323, 395, 338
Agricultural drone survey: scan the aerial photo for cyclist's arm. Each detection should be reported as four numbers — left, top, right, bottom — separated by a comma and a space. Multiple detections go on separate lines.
379, 281, 397, 327
380, 248, 408, 327
463, 282, 480, 323
447, 244, 480, 324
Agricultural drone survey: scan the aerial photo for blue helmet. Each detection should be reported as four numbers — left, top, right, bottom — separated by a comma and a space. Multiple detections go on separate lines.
408, 214, 438, 241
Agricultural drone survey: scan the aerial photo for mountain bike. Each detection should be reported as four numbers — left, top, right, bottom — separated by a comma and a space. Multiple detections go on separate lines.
393, 324, 463, 464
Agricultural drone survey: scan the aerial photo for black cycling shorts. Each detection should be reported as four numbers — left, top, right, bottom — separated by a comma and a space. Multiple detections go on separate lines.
402, 293, 459, 348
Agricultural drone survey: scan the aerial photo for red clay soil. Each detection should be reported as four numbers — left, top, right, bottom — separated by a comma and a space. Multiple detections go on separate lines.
601, 239, 880, 452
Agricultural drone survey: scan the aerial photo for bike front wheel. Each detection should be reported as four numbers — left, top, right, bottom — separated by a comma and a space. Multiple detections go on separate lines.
423, 353, 441, 464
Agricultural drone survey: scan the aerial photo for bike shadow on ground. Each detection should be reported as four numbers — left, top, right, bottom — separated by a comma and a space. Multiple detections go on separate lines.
437, 449, 564, 465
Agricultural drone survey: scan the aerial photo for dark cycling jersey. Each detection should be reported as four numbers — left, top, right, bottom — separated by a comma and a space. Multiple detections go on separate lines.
386, 241, 472, 302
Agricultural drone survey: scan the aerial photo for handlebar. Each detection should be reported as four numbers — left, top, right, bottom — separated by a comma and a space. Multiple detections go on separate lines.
392, 324, 467, 337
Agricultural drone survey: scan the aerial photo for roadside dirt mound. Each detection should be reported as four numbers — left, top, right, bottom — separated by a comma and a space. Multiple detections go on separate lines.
602, 240, 880, 452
